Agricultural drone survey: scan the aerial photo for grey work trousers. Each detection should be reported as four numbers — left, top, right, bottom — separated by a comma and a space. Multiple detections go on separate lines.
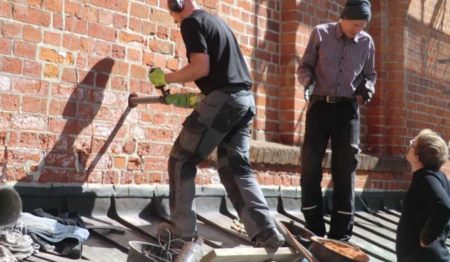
169, 88, 275, 240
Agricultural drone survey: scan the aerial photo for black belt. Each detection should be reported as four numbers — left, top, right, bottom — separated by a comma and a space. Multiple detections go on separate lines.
310, 95, 356, 103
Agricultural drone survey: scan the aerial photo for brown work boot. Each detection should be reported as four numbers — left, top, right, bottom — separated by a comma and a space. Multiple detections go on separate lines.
253, 228, 285, 249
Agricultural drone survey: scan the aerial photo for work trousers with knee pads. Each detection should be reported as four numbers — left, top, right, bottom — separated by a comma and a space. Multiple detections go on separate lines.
169, 87, 275, 240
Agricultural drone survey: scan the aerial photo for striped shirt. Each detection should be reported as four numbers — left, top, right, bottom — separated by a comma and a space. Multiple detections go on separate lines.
297, 22, 377, 98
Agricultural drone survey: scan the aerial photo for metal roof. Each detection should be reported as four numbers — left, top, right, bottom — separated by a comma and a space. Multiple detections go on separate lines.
9, 185, 446, 262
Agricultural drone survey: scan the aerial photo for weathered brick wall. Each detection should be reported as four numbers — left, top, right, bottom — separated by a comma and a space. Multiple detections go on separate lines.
364, 0, 450, 156
279, 0, 343, 145
0, 0, 283, 185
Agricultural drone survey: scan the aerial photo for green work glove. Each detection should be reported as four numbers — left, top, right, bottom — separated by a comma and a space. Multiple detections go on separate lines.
165, 93, 204, 108
148, 67, 167, 87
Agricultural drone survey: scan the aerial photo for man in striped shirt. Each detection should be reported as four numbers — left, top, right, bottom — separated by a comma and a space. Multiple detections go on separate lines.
297, 0, 377, 241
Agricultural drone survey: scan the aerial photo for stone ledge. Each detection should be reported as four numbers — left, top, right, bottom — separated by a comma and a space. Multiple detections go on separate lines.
206, 140, 408, 173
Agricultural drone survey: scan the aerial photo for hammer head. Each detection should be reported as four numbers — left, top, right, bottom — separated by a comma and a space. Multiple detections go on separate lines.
0, 188, 22, 229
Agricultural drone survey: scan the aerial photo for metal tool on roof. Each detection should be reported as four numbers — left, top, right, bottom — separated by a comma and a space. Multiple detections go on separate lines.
0, 188, 22, 229
274, 218, 320, 262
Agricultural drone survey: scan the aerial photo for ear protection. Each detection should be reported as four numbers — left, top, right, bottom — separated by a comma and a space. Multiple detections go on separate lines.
168, 0, 185, 13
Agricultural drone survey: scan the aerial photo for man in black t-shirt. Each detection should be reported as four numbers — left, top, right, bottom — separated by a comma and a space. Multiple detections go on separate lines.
148, 0, 285, 248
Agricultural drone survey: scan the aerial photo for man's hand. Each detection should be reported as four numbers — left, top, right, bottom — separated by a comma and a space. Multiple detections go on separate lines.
358, 80, 374, 105
148, 67, 167, 87
304, 81, 314, 102
361, 91, 372, 105
420, 239, 430, 248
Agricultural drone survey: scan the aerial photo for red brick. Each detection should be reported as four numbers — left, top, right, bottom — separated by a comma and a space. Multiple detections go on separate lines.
88, 23, 116, 42
95, 73, 110, 88
0, 1, 12, 18
149, 173, 162, 184
29, 0, 44, 8
65, 18, 87, 35
111, 76, 127, 91
120, 171, 133, 184
92, 0, 123, 12
46, 153, 76, 168
144, 158, 168, 171
13, 5, 51, 27
134, 172, 147, 184
46, 0, 63, 12
44, 64, 59, 78
12, 78, 48, 95
130, 3, 149, 18
119, 32, 144, 45
0, 38, 12, 54
114, 157, 126, 168
80, 37, 96, 54
142, 52, 154, 66
38, 170, 52, 183
130, 65, 147, 80
128, 48, 141, 61
39, 48, 74, 65
166, 58, 179, 71
143, 21, 156, 35
76, 53, 87, 69
96, 41, 111, 56
103, 171, 119, 184
23, 26, 42, 43
14, 41, 37, 58
157, 25, 169, 39
44, 31, 61, 46
19, 132, 37, 148
62, 34, 79, 51
80, 6, 99, 22
112, 45, 125, 59
1, 94, 20, 111
128, 157, 142, 170
64, 1, 80, 17
53, 14, 63, 29
149, 39, 173, 55
23, 96, 47, 114
113, 14, 127, 29
23, 61, 41, 77
129, 17, 143, 33
11, 114, 47, 131
3, 57, 22, 74
150, 9, 175, 27
98, 9, 114, 25
118, 61, 129, 76
3, 22, 23, 38
62, 68, 78, 83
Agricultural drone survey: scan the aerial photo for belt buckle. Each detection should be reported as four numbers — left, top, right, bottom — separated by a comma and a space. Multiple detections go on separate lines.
326, 96, 337, 103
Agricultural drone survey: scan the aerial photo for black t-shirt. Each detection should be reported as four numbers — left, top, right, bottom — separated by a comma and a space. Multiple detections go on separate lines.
180, 9, 253, 95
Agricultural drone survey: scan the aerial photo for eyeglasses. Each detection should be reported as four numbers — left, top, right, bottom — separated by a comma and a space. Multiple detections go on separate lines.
409, 139, 416, 150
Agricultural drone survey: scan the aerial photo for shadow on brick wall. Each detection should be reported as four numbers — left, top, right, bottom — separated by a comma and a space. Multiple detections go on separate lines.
15, 58, 117, 185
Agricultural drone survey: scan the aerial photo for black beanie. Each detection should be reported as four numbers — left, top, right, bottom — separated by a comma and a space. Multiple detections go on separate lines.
340, 0, 372, 21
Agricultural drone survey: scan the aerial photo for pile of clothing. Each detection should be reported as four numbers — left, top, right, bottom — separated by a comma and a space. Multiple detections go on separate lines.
0, 208, 89, 261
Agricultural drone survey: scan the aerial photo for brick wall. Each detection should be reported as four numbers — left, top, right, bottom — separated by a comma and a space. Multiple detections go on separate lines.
0, 0, 283, 185
364, 0, 450, 155
0, 0, 449, 189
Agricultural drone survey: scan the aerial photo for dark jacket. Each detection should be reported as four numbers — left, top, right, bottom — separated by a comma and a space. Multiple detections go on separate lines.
396, 168, 450, 262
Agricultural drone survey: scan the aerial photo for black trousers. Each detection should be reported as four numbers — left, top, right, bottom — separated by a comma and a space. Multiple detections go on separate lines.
300, 100, 360, 241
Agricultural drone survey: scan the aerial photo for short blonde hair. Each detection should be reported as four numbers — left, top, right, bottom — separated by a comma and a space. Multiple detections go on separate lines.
414, 129, 449, 170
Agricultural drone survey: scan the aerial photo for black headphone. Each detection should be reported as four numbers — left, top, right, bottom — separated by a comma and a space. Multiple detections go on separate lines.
168, 0, 185, 13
